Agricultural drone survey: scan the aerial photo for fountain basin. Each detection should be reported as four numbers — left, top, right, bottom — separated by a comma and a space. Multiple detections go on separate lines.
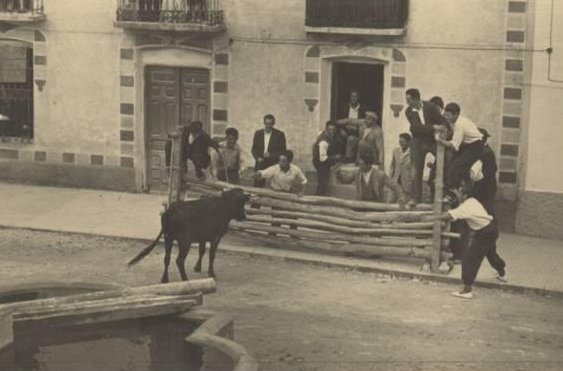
0, 282, 257, 371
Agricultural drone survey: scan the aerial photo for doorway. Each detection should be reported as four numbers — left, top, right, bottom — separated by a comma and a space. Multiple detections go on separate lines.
145, 66, 209, 192
330, 62, 384, 122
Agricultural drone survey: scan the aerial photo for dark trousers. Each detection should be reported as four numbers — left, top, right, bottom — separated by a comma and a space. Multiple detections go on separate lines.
461, 222, 506, 287
446, 140, 484, 190
313, 159, 330, 196
410, 137, 435, 203
217, 169, 240, 184
474, 184, 496, 216
449, 221, 467, 260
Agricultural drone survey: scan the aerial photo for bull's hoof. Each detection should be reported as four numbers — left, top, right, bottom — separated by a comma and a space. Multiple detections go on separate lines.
208, 272, 216, 279
194, 264, 202, 273
161, 277, 169, 284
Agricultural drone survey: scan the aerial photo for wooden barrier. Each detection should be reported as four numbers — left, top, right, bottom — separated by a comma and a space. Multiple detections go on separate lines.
183, 176, 456, 270
164, 125, 454, 273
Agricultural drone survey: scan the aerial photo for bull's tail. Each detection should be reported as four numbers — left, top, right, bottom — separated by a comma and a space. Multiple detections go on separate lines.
127, 229, 164, 267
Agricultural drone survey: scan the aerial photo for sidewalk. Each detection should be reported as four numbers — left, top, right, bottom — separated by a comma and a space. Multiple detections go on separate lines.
1, 182, 562, 296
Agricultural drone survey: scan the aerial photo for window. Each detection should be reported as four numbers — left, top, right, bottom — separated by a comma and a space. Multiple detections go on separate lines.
305, 0, 408, 30
0, 41, 33, 142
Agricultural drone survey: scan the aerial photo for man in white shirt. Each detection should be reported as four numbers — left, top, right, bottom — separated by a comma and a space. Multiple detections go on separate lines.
347, 90, 363, 119
424, 183, 507, 299
436, 102, 484, 192
255, 150, 307, 196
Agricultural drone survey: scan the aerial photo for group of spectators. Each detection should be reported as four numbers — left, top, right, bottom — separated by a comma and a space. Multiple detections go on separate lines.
174, 88, 498, 214
170, 87, 506, 299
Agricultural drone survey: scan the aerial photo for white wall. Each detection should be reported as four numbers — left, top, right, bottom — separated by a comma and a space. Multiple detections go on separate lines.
524, 0, 563, 193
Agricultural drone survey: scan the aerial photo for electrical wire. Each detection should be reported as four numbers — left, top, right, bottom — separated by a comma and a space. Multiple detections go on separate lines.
229, 36, 544, 53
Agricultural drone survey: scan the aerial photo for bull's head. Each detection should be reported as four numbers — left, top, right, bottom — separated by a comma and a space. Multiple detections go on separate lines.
221, 188, 252, 221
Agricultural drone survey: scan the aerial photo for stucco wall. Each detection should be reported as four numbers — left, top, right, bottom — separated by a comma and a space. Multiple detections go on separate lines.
523, 0, 563, 193
402, 48, 504, 150
229, 41, 316, 166
36, 0, 121, 156
223, 0, 507, 171
0, 0, 520, 197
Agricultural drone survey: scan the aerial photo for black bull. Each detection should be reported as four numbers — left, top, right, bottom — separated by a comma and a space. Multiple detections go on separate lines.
128, 188, 251, 282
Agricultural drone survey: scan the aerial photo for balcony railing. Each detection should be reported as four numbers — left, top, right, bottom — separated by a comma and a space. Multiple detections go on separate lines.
116, 0, 223, 30
306, 0, 408, 32
0, 0, 44, 28
0, 0, 43, 14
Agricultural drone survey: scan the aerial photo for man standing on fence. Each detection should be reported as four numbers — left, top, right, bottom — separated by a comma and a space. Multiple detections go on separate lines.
251, 114, 287, 188
435, 103, 484, 197
313, 121, 345, 196
185, 121, 220, 180
405, 88, 447, 206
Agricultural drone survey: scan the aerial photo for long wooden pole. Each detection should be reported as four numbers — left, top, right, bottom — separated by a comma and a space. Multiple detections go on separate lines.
246, 208, 436, 230
0, 279, 216, 313
431, 133, 446, 272
191, 183, 430, 221
230, 222, 432, 247
244, 215, 459, 239
187, 177, 433, 211
189, 182, 435, 226
177, 125, 188, 202
233, 230, 432, 259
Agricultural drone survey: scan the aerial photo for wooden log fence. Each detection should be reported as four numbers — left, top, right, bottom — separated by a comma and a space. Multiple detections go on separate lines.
166, 125, 455, 273
183, 176, 456, 271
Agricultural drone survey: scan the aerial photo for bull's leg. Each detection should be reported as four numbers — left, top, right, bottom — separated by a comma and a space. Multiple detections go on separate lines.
176, 238, 191, 281
194, 241, 206, 273
208, 237, 222, 278
161, 236, 173, 283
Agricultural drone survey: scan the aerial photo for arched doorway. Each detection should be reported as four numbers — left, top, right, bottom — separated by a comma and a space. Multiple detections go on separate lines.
0, 40, 33, 142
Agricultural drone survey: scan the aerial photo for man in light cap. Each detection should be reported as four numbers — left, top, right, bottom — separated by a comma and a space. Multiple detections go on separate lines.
356, 110, 384, 167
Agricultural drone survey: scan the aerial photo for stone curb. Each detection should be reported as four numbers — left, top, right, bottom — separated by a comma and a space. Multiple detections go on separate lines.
1, 224, 562, 300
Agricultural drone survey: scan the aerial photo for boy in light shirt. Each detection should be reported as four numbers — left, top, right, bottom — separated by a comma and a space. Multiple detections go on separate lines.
424, 181, 507, 299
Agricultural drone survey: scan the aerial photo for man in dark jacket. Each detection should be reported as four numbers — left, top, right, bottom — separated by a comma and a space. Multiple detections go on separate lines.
185, 121, 220, 180
404, 88, 447, 206
312, 120, 345, 196
472, 128, 497, 215
164, 121, 219, 180
251, 114, 287, 188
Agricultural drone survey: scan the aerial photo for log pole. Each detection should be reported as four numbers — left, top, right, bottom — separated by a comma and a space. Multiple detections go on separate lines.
431, 133, 446, 272
187, 177, 433, 211
0, 279, 216, 313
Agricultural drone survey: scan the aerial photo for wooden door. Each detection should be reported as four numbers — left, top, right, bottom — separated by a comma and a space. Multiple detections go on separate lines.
180, 68, 209, 131
145, 66, 210, 192
146, 66, 180, 192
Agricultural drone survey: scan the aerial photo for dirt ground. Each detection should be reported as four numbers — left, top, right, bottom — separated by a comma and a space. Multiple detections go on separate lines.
1, 228, 563, 371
